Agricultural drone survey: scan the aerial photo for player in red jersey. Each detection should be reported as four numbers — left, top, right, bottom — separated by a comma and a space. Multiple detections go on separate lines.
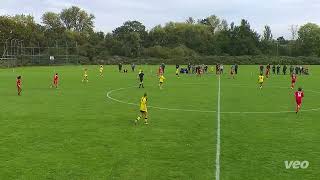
266, 64, 271, 78
294, 87, 304, 113
291, 73, 297, 89
158, 66, 163, 76
52, 73, 59, 88
16, 76, 22, 96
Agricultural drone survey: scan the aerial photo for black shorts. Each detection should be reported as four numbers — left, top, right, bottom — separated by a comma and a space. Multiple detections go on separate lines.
140, 79, 143, 82
140, 110, 147, 113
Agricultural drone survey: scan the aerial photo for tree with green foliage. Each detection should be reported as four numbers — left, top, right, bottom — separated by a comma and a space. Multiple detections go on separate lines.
228, 19, 261, 55
2, 7, 320, 63
199, 15, 221, 33
186, 17, 195, 24
262, 25, 273, 41
297, 23, 320, 56
42, 12, 64, 31
60, 6, 95, 33
112, 21, 147, 57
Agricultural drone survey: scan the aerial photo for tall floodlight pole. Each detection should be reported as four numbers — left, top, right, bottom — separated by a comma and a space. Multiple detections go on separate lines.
17, 40, 23, 65
3, 38, 10, 57
20, 40, 24, 56
14, 39, 19, 56
14, 39, 18, 67
66, 41, 68, 64
10, 39, 15, 57
11, 38, 18, 57
56, 41, 59, 60
277, 41, 279, 56
38, 42, 40, 64
16, 40, 20, 55
75, 41, 79, 64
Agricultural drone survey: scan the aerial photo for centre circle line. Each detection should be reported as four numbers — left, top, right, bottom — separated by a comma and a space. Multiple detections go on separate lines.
106, 84, 320, 114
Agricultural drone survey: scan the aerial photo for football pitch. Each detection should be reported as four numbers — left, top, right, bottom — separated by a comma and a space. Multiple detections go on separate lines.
0, 65, 319, 179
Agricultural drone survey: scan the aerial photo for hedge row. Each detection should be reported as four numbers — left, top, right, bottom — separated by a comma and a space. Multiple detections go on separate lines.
1, 55, 320, 67
92, 55, 320, 65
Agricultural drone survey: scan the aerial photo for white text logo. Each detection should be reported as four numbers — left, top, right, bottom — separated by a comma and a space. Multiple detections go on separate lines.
284, 160, 309, 169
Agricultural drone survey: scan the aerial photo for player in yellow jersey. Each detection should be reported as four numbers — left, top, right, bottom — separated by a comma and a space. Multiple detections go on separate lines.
211, 66, 215, 73
136, 93, 148, 125
159, 75, 166, 89
176, 68, 180, 78
258, 73, 264, 89
82, 68, 89, 82
99, 65, 104, 77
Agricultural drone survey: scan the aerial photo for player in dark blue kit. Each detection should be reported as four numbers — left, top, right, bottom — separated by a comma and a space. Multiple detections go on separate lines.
138, 70, 145, 88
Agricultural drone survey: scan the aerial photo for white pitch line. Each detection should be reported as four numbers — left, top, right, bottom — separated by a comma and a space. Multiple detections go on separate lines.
215, 75, 221, 180
106, 85, 320, 114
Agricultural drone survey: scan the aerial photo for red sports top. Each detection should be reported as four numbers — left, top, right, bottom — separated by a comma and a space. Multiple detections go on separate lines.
54, 75, 59, 81
17, 79, 21, 87
295, 91, 304, 102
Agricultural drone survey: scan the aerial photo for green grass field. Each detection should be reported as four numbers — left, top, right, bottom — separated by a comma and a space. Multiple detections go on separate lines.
0, 65, 319, 180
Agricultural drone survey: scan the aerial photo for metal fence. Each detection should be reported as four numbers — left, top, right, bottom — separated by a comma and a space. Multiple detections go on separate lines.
1, 39, 79, 67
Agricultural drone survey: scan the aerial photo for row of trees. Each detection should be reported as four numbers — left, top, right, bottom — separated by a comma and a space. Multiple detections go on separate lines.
1, 6, 320, 62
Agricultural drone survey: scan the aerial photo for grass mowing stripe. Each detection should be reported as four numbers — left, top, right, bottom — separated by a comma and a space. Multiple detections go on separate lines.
215, 75, 221, 180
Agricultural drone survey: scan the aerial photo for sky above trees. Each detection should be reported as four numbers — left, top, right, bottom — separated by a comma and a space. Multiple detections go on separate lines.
1, 0, 320, 38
